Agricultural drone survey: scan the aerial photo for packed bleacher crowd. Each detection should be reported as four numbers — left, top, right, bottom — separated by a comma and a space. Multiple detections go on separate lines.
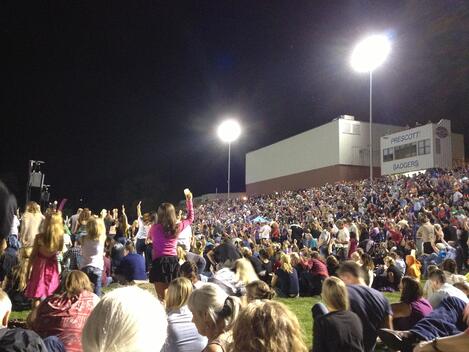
0, 167, 468, 351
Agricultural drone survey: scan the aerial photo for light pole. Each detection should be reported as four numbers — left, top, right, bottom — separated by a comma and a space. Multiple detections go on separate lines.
351, 34, 391, 181
217, 119, 241, 199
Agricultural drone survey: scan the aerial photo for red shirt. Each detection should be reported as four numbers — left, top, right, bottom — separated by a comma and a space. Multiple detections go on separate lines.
309, 259, 329, 278
32, 291, 99, 352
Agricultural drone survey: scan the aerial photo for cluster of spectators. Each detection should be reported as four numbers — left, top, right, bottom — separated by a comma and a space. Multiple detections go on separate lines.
0, 167, 468, 351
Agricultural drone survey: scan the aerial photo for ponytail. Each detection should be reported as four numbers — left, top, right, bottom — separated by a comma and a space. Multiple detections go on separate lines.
219, 296, 241, 330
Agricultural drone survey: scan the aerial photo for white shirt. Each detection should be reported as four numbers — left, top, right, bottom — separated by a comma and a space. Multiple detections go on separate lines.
135, 217, 150, 240
259, 224, 271, 240
177, 225, 192, 250
10, 215, 19, 236
428, 283, 469, 308
337, 228, 350, 247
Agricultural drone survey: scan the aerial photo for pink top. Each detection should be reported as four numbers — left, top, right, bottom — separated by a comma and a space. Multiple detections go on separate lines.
150, 199, 194, 259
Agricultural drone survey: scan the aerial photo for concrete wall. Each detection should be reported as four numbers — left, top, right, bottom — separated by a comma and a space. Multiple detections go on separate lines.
245, 120, 340, 185
246, 164, 380, 195
338, 119, 402, 167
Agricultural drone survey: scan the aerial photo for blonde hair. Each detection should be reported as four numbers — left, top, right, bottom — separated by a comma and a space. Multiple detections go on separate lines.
0, 289, 12, 325
25, 201, 40, 214
41, 211, 64, 252
64, 270, 93, 297
321, 276, 350, 311
82, 286, 167, 352
230, 300, 308, 352
188, 283, 241, 333
280, 253, 293, 274
11, 247, 33, 292
166, 277, 193, 312
246, 280, 275, 302
234, 258, 259, 285
384, 256, 396, 267
85, 217, 106, 242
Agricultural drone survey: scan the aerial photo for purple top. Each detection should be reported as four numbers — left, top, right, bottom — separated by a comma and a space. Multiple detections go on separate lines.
408, 298, 433, 327
150, 199, 194, 259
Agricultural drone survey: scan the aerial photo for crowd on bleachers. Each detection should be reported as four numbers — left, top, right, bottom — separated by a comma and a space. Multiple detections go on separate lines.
0, 167, 469, 351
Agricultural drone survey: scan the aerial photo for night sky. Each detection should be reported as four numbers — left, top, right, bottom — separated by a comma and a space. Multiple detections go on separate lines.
1, 1, 469, 212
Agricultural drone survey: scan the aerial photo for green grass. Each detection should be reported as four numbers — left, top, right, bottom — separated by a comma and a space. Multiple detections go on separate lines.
10, 286, 402, 350
276, 291, 401, 349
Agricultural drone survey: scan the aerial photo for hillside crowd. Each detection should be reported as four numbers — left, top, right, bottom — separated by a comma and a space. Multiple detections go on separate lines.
0, 167, 469, 352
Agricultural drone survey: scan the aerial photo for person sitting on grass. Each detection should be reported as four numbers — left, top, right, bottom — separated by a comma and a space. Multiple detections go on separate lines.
378, 297, 469, 352
312, 276, 364, 352
188, 283, 241, 352
229, 300, 308, 352
29, 270, 100, 352
0, 288, 48, 351
163, 277, 207, 352
113, 241, 146, 284
391, 276, 433, 330
427, 269, 468, 308
271, 253, 299, 298
336, 260, 393, 352
3, 247, 32, 311
82, 286, 167, 352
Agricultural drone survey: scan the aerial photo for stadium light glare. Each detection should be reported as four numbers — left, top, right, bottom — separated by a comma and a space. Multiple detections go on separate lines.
350, 34, 391, 182
350, 34, 391, 73
217, 118, 242, 200
217, 119, 241, 143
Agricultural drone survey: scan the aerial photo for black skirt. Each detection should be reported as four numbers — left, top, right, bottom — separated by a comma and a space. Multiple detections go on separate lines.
149, 256, 180, 283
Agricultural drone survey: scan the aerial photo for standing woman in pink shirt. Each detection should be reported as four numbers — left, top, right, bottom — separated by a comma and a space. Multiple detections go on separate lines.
150, 189, 194, 300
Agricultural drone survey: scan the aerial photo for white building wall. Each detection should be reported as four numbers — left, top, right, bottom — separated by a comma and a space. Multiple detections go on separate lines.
432, 120, 452, 169
245, 120, 340, 184
380, 121, 456, 175
338, 119, 402, 167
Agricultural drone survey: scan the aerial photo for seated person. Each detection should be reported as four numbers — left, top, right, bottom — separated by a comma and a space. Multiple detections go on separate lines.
427, 269, 468, 308
163, 277, 207, 352
230, 300, 309, 352
391, 276, 433, 330
3, 248, 32, 311
29, 270, 100, 352
114, 242, 147, 284
82, 286, 167, 352
379, 296, 469, 352
312, 277, 364, 352
271, 253, 299, 298
405, 253, 421, 281
0, 288, 48, 351
180, 261, 206, 289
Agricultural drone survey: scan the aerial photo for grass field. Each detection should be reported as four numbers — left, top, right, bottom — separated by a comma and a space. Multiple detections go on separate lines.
10, 286, 401, 350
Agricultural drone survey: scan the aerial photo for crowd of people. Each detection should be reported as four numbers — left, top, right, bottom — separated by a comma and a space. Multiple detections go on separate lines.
0, 167, 468, 351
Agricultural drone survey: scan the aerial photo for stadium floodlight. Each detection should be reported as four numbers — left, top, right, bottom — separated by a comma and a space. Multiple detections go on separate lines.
350, 34, 391, 181
217, 119, 241, 199
351, 34, 391, 73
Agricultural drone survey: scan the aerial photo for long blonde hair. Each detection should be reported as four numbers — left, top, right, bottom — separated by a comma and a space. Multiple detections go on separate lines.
234, 258, 259, 285
11, 247, 33, 292
322, 276, 350, 311
280, 253, 293, 274
85, 217, 106, 242
41, 211, 64, 252
166, 277, 193, 312
230, 300, 308, 352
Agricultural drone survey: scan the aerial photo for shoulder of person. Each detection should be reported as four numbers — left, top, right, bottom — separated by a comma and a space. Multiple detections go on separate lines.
204, 344, 224, 352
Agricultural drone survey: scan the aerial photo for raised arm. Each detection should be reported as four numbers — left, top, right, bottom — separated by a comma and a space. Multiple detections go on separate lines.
182, 189, 194, 227
137, 201, 142, 219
